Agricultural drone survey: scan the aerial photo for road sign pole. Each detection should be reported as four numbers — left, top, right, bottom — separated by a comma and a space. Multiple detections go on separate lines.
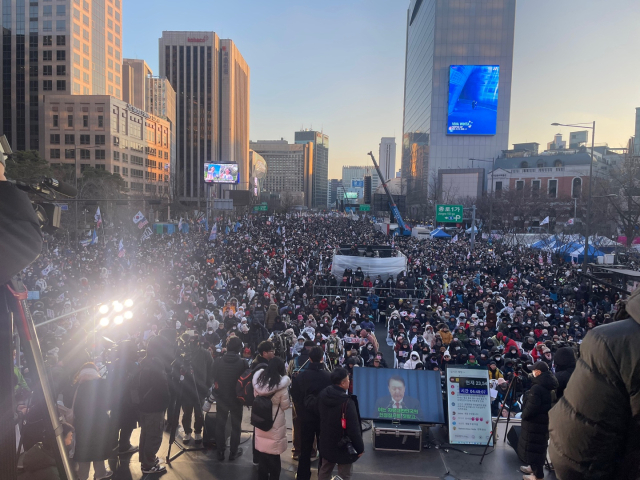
470, 205, 476, 250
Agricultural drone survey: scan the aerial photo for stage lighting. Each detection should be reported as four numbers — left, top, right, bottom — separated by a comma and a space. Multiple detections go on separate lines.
98, 304, 109, 315
99, 317, 110, 327
114, 315, 124, 325
113, 302, 124, 313
124, 311, 133, 320
124, 299, 134, 308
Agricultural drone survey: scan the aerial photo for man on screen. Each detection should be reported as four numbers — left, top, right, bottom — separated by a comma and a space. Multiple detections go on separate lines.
374, 376, 422, 421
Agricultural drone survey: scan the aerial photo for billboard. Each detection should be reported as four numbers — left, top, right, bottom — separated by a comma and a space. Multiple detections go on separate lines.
204, 163, 239, 184
351, 179, 364, 188
447, 65, 500, 135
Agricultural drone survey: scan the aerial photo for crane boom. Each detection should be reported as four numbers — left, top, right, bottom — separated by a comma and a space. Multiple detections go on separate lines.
367, 151, 411, 235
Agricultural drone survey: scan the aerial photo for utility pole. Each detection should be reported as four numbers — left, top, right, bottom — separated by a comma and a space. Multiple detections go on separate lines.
470, 204, 477, 250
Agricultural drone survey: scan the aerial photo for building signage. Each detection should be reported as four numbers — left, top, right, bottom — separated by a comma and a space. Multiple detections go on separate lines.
126, 103, 150, 120
187, 36, 209, 43
436, 204, 463, 223
253, 204, 268, 212
446, 366, 493, 446
351, 179, 364, 188
359, 204, 370, 212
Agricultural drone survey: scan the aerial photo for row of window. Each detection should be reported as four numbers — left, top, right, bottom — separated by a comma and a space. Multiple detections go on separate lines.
42, 50, 66, 61
52, 114, 104, 128
42, 36, 66, 46
50, 134, 105, 145
42, 80, 66, 91
39, 65, 66, 76
49, 148, 105, 159
496, 178, 582, 199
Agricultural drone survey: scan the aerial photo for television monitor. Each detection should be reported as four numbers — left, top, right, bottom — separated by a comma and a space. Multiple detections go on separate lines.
344, 191, 358, 199
353, 368, 445, 424
447, 65, 500, 135
204, 163, 239, 184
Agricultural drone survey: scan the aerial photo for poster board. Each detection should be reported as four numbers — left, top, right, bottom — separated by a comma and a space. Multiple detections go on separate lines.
446, 366, 493, 446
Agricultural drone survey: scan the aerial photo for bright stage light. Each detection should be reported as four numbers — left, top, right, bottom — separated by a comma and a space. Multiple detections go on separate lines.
98, 305, 109, 315
99, 317, 110, 327
113, 302, 124, 313
124, 311, 133, 320
114, 315, 124, 325
124, 299, 134, 308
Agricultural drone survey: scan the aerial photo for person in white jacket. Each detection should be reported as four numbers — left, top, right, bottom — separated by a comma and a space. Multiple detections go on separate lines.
252, 357, 291, 480
403, 351, 422, 370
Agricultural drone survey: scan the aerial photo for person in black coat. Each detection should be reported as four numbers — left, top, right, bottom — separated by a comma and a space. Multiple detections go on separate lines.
317, 368, 364, 480
212, 336, 249, 461
551, 346, 575, 399
517, 361, 558, 480
290, 346, 332, 480
549, 289, 640, 480
107, 340, 139, 455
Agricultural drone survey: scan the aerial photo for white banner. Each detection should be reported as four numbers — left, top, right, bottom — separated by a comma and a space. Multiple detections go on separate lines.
446, 366, 493, 446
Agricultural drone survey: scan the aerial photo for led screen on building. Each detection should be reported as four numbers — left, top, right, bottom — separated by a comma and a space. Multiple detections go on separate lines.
204, 163, 240, 184
344, 192, 358, 199
447, 65, 500, 135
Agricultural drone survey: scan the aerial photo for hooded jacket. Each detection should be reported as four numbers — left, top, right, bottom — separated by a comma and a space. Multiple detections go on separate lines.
549, 299, 640, 480
318, 384, 365, 465
551, 347, 575, 399
403, 351, 422, 370
439, 327, 453, 345
265, 304, 279, 330
252, 372, 291, 455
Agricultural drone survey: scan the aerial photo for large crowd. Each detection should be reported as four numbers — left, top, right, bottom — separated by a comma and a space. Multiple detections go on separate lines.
10, 213, 634, 480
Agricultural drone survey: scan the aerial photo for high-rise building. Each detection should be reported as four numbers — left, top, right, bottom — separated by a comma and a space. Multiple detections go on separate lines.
328, 178, 341, 207
250, 139, 313, 208
378, 137, 396, 181
122, 58, 152, 109
159, 31, 250, 205
634, 108, 640, 156
401, 0, 516, 215
341, 165, 380, 200
569, 131, 588, 149
295, 130, 328, 209
1, 0, 123, 152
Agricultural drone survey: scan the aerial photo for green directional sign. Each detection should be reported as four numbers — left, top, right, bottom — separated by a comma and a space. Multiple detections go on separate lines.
253, 204, 268, 212
359, 204, 371, 212
436, 204, 463, 223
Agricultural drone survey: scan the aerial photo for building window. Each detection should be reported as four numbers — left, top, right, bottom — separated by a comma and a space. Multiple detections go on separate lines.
113, 165, 120, 174
537, 161, 544, 169
81, 115, 88, 127
532, 180, 541, 196
67, 115, 73, 127
122, 153, 128, 163
52, 115, 59, 127
65, 134, 75, 144
95, 164, 106, 171
79, 134, 90, 145
95, 150, 105, 160
56, 65, 66, 76
548, 179, 557, 198
43, 80, 53, 91
43, 65, 52, 76
57, 80, 66, 91
43, 36, 53, 46
56, 50, 66, 61
50, 134, 60, 144
520, 161, 528, 169
80, 163, 90, 172
516, 180, 524, 191
113, 151, 120, 161
572, 178, 582, 198
43, 51, 53, 61
65, 149, 75, 159
50, 149, 60, 159
80, 149, 90, 160
122, 167, 128, 176
98, 116, 104, 128
131, 169, 144, 178
554, 159, 563, 167
56, 35, 66, 46
95, 135, 105, 145
43, 6, 53, 16
56, 20, 65, 31
43, 21, 52, 32
56, 5, 66, 16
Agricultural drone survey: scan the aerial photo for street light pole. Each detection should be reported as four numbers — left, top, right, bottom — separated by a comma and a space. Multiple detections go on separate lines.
583, 121, 596, 271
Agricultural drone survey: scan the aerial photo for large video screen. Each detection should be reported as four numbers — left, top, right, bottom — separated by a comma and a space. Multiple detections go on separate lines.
353, 368, 445, 424
344, 192, 358, 199
204, 163, 240, 184
447, 65, 500, 135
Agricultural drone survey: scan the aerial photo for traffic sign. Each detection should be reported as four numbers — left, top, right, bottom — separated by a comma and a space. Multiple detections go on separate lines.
253, 204, 268, 212
359, 204, 370, 212
436, 204, 463, 223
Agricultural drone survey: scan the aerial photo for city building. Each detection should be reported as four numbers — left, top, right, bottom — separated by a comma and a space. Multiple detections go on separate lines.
511, 142, 540, 155
341, 165, 380, 201
295, 130, 328, 209
250, 139, 313, 208
145, 75, 176, 195
401, 0, 516, 216
1, 0, 123, 152
122, 58, 152, 109
328, 178, 341, 208
159, 31, 250, 205
42, 94, 171, 197
378, 137, 396, 181
569, 131, 588, 149
547, 133, 567, 151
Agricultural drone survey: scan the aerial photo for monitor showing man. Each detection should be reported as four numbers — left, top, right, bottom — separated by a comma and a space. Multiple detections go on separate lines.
374, 376, 422, 421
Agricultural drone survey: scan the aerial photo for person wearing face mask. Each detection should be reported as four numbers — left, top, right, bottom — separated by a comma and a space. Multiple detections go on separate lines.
518, 361, 558, 480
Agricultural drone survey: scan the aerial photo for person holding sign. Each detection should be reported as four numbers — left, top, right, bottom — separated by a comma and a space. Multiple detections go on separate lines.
374, 376, 422, 421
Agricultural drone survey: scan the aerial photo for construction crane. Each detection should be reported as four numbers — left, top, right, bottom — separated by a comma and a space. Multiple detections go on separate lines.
367, 151, 411, 236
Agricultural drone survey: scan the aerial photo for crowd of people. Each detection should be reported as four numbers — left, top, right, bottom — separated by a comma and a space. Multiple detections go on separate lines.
8, 211, 640, 480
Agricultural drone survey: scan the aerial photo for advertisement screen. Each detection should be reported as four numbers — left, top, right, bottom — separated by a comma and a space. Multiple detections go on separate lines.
351, 179, 364, 188
204, 163, 239, 184
447, 65, 500, 135
353, 368, 445, 424
344, 192, 358, 199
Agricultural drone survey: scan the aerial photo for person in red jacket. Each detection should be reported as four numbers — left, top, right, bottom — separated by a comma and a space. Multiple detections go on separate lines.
502, 335, 520, 356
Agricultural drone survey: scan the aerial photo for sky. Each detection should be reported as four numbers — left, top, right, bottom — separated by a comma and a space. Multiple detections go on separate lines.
123, 0, 640, 179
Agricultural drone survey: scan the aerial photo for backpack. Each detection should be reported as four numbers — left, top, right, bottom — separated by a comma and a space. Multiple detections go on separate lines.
236, 363, 267, 406
250, 393, 279, 432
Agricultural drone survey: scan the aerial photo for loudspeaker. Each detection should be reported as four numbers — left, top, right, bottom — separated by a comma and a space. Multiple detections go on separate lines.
507, 425, 521, 452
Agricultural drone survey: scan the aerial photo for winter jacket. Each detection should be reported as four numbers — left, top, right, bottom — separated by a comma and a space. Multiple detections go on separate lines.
212, 353, 249, 409
549, 311, 640, 480
403, 353, 422, 370
18, 443, 59, 480
439, 328, 453, 345
551, 346, 575, 399
252, 373, 291, 455
138, 356, 171, 413
318, 385, 365, 465
290, 362, 332, 424
265, 304, 279, 331
517, 371, 558, 467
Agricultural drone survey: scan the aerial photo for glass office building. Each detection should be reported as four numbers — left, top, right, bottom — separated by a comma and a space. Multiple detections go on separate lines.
401, 0, 516, 214
295, 130, 328, 209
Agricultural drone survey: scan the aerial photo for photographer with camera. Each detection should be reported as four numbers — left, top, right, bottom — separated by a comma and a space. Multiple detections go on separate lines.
317, 367, 364, 480
175, 332, 213, 443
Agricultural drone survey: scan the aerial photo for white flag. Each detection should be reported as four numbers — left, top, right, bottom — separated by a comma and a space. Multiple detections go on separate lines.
451, 234, 458, 243
283, 259, 287, 276
540, 216, 549, 226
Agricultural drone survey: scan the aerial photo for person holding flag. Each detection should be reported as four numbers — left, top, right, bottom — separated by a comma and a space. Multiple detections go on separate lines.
209, 223, 217, 241
94, 207, 102, 228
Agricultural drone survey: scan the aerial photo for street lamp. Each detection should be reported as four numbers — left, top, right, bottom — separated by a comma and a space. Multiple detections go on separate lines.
551, 121, 596, 270
470, 157, 496, 240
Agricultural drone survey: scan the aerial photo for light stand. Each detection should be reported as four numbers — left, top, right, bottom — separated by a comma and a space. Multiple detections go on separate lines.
479, 373, 520, 465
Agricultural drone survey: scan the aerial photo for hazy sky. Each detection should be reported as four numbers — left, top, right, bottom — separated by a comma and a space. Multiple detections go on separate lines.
123, 0, 640, 178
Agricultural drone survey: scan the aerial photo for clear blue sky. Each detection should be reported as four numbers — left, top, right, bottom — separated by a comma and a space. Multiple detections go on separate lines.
123, 0, 640, 178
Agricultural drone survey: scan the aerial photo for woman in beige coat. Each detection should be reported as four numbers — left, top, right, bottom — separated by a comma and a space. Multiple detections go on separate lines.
252, 357, 291, 480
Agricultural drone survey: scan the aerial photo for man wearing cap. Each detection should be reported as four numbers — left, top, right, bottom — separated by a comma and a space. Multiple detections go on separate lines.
518, 361, 558, 480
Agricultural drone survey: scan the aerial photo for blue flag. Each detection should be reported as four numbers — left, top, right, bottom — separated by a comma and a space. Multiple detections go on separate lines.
209, 223, 217, 241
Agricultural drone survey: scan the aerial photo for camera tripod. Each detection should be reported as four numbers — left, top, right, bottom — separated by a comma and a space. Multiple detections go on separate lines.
0, 278, 76, 480
479, 372, 521, 465
166, 357, 209, 464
